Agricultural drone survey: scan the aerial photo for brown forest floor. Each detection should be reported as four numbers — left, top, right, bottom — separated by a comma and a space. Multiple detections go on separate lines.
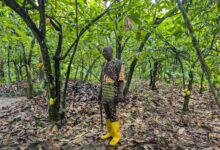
0, 81, 220, 150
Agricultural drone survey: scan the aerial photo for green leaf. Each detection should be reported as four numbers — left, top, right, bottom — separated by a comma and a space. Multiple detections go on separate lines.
129, 13, 142, 25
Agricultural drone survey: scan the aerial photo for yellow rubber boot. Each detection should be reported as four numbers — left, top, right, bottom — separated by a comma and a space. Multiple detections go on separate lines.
109, 121, 120, 146
100, 119, 112, 140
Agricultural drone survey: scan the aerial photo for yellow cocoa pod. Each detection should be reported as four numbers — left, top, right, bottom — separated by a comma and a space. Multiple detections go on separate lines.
49, 83, 53, 89
186, 91, 191, 96
37, 63, 44, 69
45, 17, 50, 25
49, 98, 55, 106
183, 88, 188, 92
182, 92, 186, 97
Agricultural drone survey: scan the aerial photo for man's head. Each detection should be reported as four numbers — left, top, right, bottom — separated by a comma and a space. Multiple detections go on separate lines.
102, 46, 113, 61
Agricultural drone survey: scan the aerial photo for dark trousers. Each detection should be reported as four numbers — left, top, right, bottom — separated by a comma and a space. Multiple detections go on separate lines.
103, 97, 118, 122
102, 83, 118, 122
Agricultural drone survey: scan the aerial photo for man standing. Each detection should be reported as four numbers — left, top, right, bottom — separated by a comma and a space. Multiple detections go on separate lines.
99, 46, 125, 146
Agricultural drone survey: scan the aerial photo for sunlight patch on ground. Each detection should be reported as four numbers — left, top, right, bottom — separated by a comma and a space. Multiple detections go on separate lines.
0, 97, 26, 110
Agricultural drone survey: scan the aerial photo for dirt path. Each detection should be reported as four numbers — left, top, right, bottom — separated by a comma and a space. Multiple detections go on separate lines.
0, 97, 26, 110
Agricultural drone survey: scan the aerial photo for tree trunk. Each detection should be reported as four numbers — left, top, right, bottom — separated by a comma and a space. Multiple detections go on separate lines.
25, 64, 33, 99
183, 71, 193, 112
123, 58, 137, 95
7, 46, 12, 83
0, 48, 4, 80
80, 59, 84, 80
19, 54, 24, 80
38, 0, 58, 121
178, 57, 185, 88
139, 68, 142, 79
21, 40, 35, 99
150, 61, 159, 90
199, 72, 204, 94
53, 24, 63, 120
149, 61, 153, 86
40, 43, 57, 120
0, 60, 4, 79
13, 60, 21, 81
74, 65, 79, 80
123, 7, 177, 96
116, 35, 122, 59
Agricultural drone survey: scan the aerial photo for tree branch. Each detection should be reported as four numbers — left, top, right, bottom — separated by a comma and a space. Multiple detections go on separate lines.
38, 0, 46, 40
178, 0, 220, 107
4, 0, 43, 43
59, 3, 117, 60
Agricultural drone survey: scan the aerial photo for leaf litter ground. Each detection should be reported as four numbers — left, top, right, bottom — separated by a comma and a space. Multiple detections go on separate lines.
0, 81, 220, 150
